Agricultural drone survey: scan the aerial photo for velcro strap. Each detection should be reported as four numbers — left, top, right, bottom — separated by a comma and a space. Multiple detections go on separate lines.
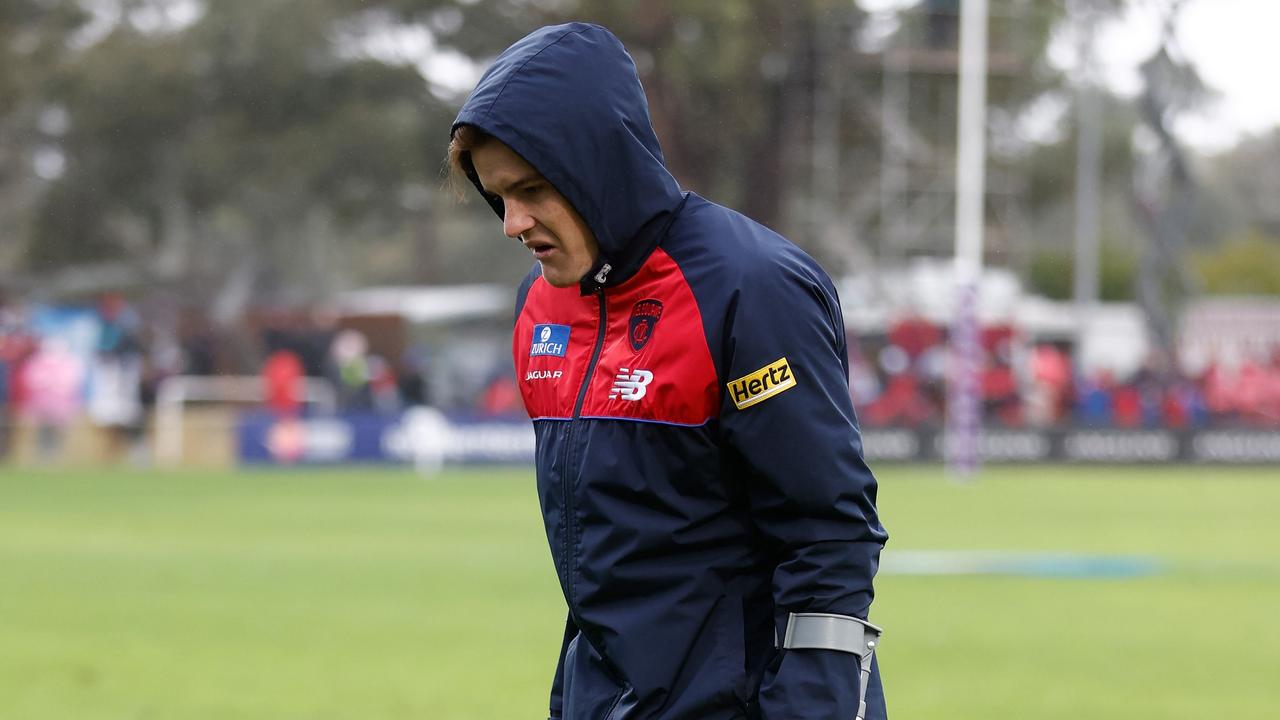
780, 612, 882, 657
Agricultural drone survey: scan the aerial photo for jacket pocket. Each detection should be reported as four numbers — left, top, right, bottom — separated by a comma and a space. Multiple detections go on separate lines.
563, 633, 635, 719
602, 683, 637, 720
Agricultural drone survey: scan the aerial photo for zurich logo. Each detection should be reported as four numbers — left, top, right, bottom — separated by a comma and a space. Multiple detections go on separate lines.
530, 324, 570, 358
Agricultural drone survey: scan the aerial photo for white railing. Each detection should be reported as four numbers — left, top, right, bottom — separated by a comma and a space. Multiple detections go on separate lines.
153, 375, 337, 467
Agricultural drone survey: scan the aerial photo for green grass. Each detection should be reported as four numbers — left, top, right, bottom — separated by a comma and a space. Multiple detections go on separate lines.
1, 465, 1277, 719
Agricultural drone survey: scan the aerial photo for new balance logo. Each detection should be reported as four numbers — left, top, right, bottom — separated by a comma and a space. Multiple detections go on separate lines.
609, 368, 653, 401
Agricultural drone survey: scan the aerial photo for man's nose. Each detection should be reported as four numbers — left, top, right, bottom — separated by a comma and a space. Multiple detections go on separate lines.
503, 202, 535, 239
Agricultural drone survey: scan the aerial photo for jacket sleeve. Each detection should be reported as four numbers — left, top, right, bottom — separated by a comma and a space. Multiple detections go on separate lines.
717, 257, 888, 719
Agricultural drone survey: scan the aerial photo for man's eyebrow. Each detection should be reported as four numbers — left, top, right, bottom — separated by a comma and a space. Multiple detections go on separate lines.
489, 171, 543, 195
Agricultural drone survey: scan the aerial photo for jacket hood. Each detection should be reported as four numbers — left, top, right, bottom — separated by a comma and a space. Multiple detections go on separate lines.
452, 23, 684, 292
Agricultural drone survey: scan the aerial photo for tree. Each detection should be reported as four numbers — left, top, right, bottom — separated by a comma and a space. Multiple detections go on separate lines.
7, 0, 540, 314
0, 0, 91, 280
1193, 232, 1280, 296
519, 1, 865, 247
1129, 0, 1216, 353
1204, 128, 1280, 239
25, 2, 441, 310
7, 0, 1265, 321
1028, 241, 1136, 302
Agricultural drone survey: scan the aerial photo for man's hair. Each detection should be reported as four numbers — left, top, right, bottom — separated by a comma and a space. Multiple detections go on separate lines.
445, 124, 491, 197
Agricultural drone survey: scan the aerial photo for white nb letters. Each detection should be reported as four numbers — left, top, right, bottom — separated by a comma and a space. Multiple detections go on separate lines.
610, 368, 654, 401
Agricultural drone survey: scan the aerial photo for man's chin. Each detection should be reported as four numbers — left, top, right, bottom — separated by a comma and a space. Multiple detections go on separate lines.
539, 265, 580, 289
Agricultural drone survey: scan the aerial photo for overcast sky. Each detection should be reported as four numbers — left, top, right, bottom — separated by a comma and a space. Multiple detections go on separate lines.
860, 0, 1280, 153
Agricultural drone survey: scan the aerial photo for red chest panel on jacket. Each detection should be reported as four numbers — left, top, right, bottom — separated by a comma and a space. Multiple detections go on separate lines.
514, 248, 718, 425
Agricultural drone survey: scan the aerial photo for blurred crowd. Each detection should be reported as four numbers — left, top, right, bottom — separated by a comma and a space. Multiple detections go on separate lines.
1, 292, 169, 464
5, 292, 1278, 465
0, 291, 521, 465
849, 316, 1280, 430
254, 309, 520, 420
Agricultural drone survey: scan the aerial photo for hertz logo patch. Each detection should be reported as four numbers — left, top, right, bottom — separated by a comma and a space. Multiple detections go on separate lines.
727, 357, 796, 410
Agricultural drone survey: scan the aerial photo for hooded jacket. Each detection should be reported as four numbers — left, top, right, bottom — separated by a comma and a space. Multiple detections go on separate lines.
453, 23, 888, 720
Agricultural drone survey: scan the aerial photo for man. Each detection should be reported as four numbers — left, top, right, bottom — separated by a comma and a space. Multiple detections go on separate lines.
448, 23, 888, 720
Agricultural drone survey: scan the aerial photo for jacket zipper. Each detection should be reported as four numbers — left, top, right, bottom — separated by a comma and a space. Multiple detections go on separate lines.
561, 289, 607, 609
573, 289, 608, 418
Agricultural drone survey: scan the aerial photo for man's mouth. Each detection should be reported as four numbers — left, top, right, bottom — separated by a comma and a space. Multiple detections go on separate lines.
526, 240, 556, 260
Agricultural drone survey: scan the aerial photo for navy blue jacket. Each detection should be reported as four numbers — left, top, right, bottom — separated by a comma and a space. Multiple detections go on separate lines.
454, 23, 887, 720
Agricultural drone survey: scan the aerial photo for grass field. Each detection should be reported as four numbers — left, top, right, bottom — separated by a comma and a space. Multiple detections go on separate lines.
1, 464, 1277, 719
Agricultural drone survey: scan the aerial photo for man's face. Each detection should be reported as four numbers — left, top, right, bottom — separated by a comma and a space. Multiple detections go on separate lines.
470, 140, 598, 288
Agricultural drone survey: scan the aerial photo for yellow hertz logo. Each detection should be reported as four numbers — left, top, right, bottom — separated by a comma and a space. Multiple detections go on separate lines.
727, 357, 797, 410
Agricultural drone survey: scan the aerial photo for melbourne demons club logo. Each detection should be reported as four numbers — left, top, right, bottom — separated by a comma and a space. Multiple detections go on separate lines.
628, 299, 664, 352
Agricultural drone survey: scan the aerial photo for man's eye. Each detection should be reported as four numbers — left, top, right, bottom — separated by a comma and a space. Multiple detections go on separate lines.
520, 184, 543, 197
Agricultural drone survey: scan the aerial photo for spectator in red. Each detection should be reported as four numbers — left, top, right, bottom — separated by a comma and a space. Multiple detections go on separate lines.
1266, 347, 1280, 425
980, 325, 1022, 427
1161, 382, 1196, 429
262, 349, 304, 418
861, 342, 940, 427
887, 316, 943, 361
1028, 344, 1071, 426
1111, 382, 1143, 428
1239, 358, 1280, 426
479, 372, 520, 416
1201, 361, 1237, 423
